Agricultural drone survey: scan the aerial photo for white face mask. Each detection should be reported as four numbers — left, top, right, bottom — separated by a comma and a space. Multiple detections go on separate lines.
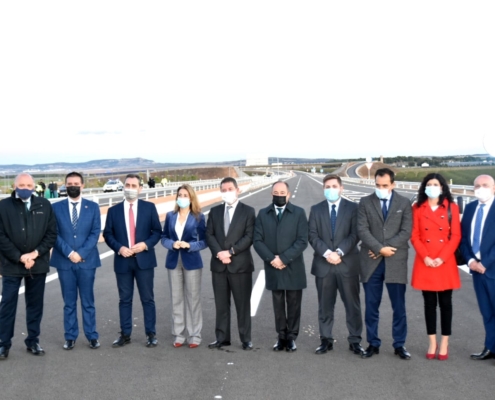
124, 189, 139, 201
221, 191, 237, 205
474, 187, 494, 203
375, 188, 390, 200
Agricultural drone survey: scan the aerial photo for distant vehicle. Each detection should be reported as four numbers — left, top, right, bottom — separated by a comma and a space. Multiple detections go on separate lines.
58, 185, 67, 197
103, 179, 124, 192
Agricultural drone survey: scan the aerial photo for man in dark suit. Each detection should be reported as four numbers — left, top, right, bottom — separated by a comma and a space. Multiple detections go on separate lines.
206, 177, 255, 350
0, 173, 57, 359
309, 174, 363, 355
357, 168, 412, 360
459, 174, 495, 361
254, 180, 308, 352
51, 171, 101, 350
103, 173, 161, 348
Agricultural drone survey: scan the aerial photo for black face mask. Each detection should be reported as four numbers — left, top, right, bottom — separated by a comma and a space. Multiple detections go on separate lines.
272, 195, 287, 207
67, 186, 81, 199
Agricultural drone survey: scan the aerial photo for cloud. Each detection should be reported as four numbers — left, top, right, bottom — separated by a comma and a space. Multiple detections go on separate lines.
78, 131, 121, 135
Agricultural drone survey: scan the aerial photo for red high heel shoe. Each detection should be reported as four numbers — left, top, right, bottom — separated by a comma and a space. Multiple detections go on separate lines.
438, 346, 449, 361
426, 345, 438, 360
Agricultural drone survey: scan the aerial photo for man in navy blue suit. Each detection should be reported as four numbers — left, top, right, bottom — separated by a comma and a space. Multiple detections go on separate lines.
460, 174, 495, 361
51, 171, 101, 350
103, 174, 161, 348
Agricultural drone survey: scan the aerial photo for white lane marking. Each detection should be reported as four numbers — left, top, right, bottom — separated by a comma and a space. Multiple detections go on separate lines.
250, 270, 265, 316
458, 264, 469, 274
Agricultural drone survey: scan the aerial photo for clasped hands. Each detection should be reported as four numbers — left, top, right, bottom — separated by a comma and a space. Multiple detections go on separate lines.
217, 250, 231, 264
119, 242, 148, 257
469, 260, 486, 274
271, 255, 286, 270
20, 251, 38, 269
368, 246, 397, 259
424, 256, 444, 268
326, 252, 341, 265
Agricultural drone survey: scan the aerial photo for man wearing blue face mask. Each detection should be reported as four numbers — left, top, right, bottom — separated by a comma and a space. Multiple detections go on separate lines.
308, 175, 363, 355
0, 173, 57, 360
357, 168, 413, 360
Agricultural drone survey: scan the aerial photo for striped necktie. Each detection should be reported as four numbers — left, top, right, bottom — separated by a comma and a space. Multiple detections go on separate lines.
71, 202, 79, 230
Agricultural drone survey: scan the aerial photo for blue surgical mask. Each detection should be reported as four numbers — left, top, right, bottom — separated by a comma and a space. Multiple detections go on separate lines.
425, 186, 441, 199
177, 198, 190, 209
16, 188, 34, 200
324, 188, 340, 203
375, 188, 390, 200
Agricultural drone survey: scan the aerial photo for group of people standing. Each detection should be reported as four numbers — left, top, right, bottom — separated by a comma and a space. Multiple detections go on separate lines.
0, 169, 494, 366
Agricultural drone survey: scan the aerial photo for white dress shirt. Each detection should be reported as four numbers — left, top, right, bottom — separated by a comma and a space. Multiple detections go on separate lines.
175, 211, 190, 241
323, 197, 344, 257
225, 199, 239, 223
470, 196, 494, 261
124, 199, 139, 247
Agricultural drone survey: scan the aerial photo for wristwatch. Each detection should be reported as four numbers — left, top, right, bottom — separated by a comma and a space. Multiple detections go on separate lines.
229, 248, 235, 256
336, 249, 344, 257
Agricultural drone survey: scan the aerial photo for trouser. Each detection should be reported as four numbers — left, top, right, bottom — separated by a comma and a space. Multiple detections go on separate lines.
422, 290, 453, 336
472, 273, 495, 352
272, 289, 302, 341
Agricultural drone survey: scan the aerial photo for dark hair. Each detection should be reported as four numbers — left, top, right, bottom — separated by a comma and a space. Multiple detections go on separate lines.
125, 173, 142, 186
375, 168, 395, 183
323, 174, 342, 186
416, 173, 453, 207
220, 177, 238, 189
65, 171, 84, 184
272, 180, 289, 190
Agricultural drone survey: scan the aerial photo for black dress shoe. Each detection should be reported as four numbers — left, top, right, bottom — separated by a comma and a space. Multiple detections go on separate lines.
146, 333, 158, 347
0, 346, 9, 359
315, 339, 333, 354
273, 339, 286, 351
362, 345, 379, 358
242, 341, 253, 350
394, 346, 412, 360
208, 340, 231, 349
471, 347, 494, 360
349, 343, 364, 355
286, 339, 297, 352
89, 339, 100, 349
63, 340, 76, 350
112, 334, 131, 347
26, 343, 45, 356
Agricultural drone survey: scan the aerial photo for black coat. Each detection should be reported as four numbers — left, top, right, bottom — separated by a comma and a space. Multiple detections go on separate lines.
0, 192, 57, 276
253, 202, 308, 290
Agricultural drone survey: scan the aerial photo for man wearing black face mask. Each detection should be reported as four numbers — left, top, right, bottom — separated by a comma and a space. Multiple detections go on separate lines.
50, 172, 102, 351
0, 173, 57, 360
253, 180, 308, 352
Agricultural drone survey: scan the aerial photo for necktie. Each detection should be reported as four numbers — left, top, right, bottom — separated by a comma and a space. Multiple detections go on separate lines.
381, 199, 388, 220
129, 203, 136, 247
472, 204, 486, 254
331, 204, 337, 236
277, 207, 283, 221
224, 205, 232, 235
71, 202, 78, 230
24, 202, 30, 213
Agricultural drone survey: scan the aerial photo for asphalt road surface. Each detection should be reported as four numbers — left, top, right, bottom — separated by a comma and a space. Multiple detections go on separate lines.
0, 173, 491, 400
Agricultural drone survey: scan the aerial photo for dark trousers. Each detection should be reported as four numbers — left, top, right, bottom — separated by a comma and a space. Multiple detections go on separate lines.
422, 290, 453, 336
0, 274, 46, 349
472, 273, 495, 352
212, 271, 252, 342
115, 258, 156, 336
58, 266, 98, 341
315, 269, 362, 344
362, 260, 407, 348
272, 289, 302, 341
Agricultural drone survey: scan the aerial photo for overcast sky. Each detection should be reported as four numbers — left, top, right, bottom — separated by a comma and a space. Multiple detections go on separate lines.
1, 1, 494, 165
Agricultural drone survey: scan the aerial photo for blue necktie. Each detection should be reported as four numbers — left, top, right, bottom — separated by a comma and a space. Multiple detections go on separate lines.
71, 202, 79, 231
331, 204, 337, 236
276, 207, 283, 221
381, 199, 388, 220
472, 204, 485, 254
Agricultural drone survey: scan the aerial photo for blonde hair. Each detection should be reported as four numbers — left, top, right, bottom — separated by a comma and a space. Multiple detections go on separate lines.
174, 184, 202, 218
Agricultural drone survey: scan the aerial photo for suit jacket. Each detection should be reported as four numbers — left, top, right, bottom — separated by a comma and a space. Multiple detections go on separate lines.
161, 211, 207, 270
51, 198, 101, 270
206, 201, 255, 274
309, 198, 359, 278
411, 200, 461, 290
103, 200, 161, 273
460, 199, 495, 279
357, 191, 412, 284
253, 202, 308, 290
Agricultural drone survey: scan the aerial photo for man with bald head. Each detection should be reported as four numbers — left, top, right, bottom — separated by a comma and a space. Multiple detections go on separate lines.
0, 173, 57, 359
460, 174, 495, 361
254, 180, 308, 352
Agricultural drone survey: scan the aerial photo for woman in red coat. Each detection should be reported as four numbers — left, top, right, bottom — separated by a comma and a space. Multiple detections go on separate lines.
411, 173, 461, 361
